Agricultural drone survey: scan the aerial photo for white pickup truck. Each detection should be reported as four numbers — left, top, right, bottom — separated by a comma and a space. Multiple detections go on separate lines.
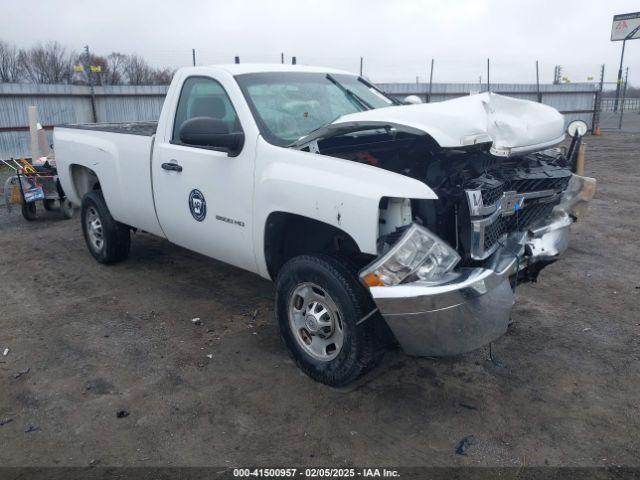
54, 64, 595, 386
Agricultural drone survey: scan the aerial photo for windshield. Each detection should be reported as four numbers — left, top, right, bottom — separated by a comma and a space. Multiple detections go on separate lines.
235, 72, 394, 146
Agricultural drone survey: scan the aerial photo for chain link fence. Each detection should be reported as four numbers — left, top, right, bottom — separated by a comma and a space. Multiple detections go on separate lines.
598, 97, 640, 132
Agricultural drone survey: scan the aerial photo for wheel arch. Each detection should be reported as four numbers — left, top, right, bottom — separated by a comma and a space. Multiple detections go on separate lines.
68, 164, 101, 203
263, 211, 372, 280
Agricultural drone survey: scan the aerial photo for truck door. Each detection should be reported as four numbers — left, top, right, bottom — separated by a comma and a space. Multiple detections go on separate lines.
152, 74, 257, 273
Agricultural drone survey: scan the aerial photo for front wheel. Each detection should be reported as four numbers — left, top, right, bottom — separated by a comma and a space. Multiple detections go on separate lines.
275, 254, 384, 387
81, 190, 130, 264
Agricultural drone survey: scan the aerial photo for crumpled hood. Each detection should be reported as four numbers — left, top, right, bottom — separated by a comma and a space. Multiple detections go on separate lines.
293, 92, 566, 157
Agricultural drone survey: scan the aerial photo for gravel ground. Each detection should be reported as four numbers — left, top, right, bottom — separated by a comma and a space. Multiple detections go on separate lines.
0, 132, 638, 468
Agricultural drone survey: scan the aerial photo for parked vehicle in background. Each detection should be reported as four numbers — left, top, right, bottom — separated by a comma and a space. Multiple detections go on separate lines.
54, 64, 595, 386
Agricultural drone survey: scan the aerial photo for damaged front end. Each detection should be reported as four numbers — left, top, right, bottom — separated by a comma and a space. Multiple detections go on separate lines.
366, 173, 595, 357
292, 92, 596, 357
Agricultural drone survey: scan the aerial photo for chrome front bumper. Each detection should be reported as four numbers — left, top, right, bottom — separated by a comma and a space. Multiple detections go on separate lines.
370, 207, 583, 357
370, 174, 595, 357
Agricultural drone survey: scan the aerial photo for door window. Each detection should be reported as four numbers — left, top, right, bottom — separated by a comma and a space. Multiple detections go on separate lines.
172, 76, 242, 143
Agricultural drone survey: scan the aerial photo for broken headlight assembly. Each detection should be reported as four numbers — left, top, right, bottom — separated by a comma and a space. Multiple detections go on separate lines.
360, 224, 461, 287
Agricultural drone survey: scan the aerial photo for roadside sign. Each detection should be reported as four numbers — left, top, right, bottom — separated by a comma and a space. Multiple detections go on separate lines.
611, 12, 640, 41
611, 12, 639, 112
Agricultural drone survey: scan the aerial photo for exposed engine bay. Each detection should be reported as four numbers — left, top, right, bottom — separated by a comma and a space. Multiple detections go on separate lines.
298, 129, 573, 266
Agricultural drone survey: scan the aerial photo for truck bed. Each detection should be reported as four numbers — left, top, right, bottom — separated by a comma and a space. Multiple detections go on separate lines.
61, 122, 158, 136
54, 121, 164, 237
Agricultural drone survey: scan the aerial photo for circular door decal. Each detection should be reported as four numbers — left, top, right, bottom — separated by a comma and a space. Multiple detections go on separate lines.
188, 189, 206, 222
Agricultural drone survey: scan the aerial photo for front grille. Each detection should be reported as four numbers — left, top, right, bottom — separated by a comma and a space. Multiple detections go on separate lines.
481, 182, 505, 205
465, 168, 571, 260
483, 217, 507, 250
509, 175, 570, 194
483, 201, 556, 252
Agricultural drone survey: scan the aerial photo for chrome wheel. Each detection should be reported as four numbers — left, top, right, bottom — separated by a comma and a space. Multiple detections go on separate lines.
288, 282, 344, 361
85, 206, 104, 252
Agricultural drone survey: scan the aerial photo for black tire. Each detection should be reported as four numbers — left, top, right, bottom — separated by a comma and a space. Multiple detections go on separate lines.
81, 190, 130, 264
21, 202, 37, 221
275, 254, 384, 387
42, 199, 55, 211
60, 199, 74, 219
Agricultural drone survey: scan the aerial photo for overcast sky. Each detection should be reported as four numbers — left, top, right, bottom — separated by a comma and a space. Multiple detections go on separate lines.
2, 0, 639, 86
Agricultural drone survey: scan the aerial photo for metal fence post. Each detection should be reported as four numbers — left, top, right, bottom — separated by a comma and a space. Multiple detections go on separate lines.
427, 59, 434, 103
618, 67, 629, 130
535, 60, 542, 103
614, 39, 626, 112
486, 58, 490, 93
591, 64, 604, 134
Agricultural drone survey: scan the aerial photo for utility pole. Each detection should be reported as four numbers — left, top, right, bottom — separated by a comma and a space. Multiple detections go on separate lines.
553, 65, 563, 85
192, 49, 196, 66
84, 45, 97, 123
359, 57, 363, 76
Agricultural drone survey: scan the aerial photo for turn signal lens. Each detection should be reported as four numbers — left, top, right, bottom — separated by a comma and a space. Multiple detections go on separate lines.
362, 272, 384, 287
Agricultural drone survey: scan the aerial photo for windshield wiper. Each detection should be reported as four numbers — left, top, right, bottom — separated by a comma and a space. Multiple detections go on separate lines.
358, 77, 402, 106
286, 115, 342, 147
326, 74, 374, 111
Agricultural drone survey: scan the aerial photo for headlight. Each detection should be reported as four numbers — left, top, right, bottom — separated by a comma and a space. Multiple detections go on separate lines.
360, 224, 460, 287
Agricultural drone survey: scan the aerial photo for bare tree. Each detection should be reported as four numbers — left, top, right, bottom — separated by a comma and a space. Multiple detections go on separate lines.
2, 40, 176, 85
150, 67, 176, 85
103, 52, 128, 85
19, 41, 72, 83
0, 40, 22, 82
124, 54, 154, 85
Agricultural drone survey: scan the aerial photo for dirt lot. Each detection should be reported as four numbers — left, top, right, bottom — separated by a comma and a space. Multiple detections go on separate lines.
0, 132, 638, 468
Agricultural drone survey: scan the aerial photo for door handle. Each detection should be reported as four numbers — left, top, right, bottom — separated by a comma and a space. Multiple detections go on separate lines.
161, 162, 182, 172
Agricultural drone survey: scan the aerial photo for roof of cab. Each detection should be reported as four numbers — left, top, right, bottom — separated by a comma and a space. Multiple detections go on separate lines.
203, 63, 354, 76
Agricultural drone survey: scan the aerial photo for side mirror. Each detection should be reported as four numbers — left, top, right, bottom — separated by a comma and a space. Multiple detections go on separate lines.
566, 120, 588, 137
179, 117, 244, 156
403, 95, 423, 105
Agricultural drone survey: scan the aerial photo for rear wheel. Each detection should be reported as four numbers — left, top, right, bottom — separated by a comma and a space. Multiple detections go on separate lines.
81, 190, 130, 264
21, 202, 37, 221
275, 254, 384, 387
60, 199, 74, 219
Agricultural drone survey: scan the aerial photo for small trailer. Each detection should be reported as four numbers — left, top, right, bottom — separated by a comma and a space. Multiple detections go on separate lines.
2, 158, 74, 221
